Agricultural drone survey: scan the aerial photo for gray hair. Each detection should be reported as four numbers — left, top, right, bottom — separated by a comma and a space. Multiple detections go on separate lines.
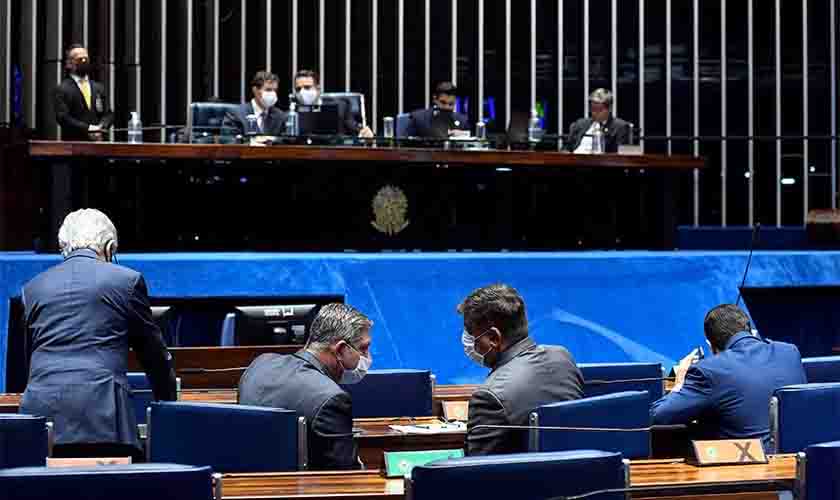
57, 208, 118, 258
589, 88, 613, 108
307, 303, 373, 352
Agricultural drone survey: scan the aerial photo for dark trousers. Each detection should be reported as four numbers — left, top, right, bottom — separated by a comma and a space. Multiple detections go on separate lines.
53, 443, 145, 462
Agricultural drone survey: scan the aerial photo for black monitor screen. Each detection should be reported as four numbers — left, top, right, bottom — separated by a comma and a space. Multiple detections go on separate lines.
234, 304, 322, 346
298, 105, 341, 135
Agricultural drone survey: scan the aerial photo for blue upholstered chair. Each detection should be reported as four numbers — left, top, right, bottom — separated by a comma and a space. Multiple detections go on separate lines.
528, 391, 651, 459
802, 356, 840, 384
578, 362, 664, 403
342, 369, 434, 418
770, 383, 840, 453
321, 92, 367, 128
804, 440, 840, 500
220, 313, 236, 346
408, 450, 628, 500
0, 415, 52, 469
127, 372, 181, 428
0, 463, 216, 500
147, 402, 306, 472
396, 113, 412, 138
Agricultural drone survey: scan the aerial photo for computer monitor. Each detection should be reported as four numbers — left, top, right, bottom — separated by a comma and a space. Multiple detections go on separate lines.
234, 304, 322, 346
298, 104, 341, 135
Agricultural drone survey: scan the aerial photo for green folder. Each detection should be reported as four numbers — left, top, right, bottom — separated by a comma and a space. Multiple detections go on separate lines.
383, 449, 465, 478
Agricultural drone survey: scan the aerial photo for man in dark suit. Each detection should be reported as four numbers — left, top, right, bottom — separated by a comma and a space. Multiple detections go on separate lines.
238, 303, 373, 470
405, 82, 470, 138
291, 69, 374, 138
651, 304, 807, 449
459, 284, 584, 455
223, 70, 287, 137
19, 209, 177, 459
565, 88, 630, 153
54, 44, 113, 141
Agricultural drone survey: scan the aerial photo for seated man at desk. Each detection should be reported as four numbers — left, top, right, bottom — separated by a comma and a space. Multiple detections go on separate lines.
405, 81, 470, 138
238, 303, 373, 470
459, 284, 584, 455
292, 69, 374, 138
651, 304, 806, 448
223, 70, 287, 136
565, 88, 630, 153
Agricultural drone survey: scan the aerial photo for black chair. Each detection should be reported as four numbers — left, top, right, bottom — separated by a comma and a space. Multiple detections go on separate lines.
320, 92, 367, 129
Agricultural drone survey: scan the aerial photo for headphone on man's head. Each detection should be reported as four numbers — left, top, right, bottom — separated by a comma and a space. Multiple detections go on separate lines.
104, 239, 117, 263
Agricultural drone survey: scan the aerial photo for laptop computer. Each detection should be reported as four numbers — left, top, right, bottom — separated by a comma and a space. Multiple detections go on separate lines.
297, 104, 342, 136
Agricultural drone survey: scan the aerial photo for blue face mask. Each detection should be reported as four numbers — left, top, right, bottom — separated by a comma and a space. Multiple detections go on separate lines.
462, 328, 493, 367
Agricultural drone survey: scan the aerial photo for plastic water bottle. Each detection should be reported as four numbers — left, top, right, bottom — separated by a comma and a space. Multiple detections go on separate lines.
591, 122, 604, 154
128, 111, 142, 143
286, 101, 299, 137
527, 109, 542, 143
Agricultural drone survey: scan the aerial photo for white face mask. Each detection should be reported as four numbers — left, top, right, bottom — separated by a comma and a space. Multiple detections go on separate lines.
298, 88, 319, 106
462, 329, 492, 367
338, 342, 372, 385
261, 90, 278, 108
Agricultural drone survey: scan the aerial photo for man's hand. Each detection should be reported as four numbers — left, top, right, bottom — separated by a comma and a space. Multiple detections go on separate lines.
358, 126, 374, 139
672, 349, 701, 392
88, 124, 102, 133
449, 129, 470, 138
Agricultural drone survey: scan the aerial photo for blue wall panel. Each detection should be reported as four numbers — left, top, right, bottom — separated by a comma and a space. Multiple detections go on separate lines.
2, 251, 840, 390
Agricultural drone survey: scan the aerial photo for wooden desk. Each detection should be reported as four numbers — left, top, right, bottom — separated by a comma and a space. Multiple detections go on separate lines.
218, 456, 797, 500
354, 417, 466, 471
27, 141, 703, 252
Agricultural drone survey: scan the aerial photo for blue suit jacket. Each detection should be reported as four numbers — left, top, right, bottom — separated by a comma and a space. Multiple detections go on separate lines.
20, 250, 177, 448
651, 332, 806, 446
406, 108, 470, 138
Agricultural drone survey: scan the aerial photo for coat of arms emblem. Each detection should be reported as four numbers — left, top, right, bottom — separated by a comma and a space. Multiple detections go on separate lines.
371, 185, 410, 235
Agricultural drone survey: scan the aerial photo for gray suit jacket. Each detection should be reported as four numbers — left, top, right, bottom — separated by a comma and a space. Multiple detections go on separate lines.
467, 337, 584, 456
238, 350, 360, 470
20, 249, 176, 449
566, 115, 631, 153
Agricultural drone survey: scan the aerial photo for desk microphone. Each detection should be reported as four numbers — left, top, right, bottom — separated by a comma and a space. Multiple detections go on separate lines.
735, 223, 761, 308
584, 377, 672, 386
468, 423, 652, 437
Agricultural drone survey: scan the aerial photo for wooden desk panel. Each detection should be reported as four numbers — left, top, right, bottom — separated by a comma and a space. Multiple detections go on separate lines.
354, 417, 466, 471
221, 470, 404, 500
29, 141, 705, 171
218, 456, 796, 500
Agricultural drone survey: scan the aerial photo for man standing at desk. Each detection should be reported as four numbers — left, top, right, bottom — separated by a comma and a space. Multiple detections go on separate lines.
53, 44, 113, 141
223, 70, 287, 137
20, 209, 176, 459
292, 69, 374, 138
651, 304, 806, 449
566, 88, 630, 153
405, 82, 470, 138
459, 284, 584, 455
239, 303, 373, 470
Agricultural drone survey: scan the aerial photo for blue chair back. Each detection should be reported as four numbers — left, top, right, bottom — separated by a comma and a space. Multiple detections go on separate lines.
321, 92, 367, 128
771, 383, 840, 453
529, 390, 651, 459
0, 415, 51, 468
409, 450, 627, 500
396, 113, 411, 137
147, 402, 306, 472
127, 372, 181, 427
190, 102, 239, 130
220, 313, 236, 346
802, 356, 840, 383
579, 362, 664, 403
0, 463, 215, 500
805, 440, 840, 500
342, 369, 434, 418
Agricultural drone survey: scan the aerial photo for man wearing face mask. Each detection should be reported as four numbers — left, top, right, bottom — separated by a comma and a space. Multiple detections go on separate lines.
53, 44, 114, 141
238, 303, 373, 470
651, 304, 806, 450
459, 284, 584, 456
223, 70, 287, 137
566, 88, 630, 153
405, 82, 470, 138
292, 70, 374, 138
